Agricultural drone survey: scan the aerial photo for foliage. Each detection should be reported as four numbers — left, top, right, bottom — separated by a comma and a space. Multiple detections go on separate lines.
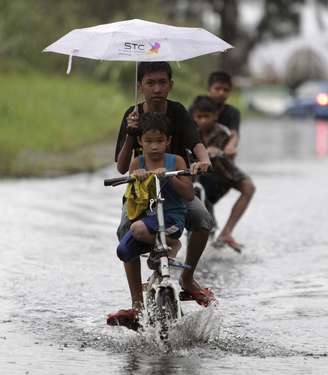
0, 0, 168, 79
0, 0, 297, 175
159, 0, 328, 74
0, 66, 212, 175
2, 0, 328, 76
0, 71, 128, 174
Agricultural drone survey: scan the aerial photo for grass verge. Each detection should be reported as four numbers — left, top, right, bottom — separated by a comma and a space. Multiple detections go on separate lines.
0, 71, 128, 176
0, 69, 245, 177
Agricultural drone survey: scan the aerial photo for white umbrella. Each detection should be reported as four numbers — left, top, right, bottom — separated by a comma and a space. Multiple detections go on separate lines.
43, 18, 233, 107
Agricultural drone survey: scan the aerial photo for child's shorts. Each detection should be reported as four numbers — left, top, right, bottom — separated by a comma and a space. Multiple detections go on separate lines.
116, 213, 184, 263
199, 163, 249, 204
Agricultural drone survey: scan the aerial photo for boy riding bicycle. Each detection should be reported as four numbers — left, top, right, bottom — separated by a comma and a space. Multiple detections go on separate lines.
107, 112, 195, 327
190, 95, 255, 252
114, 62, 214, 311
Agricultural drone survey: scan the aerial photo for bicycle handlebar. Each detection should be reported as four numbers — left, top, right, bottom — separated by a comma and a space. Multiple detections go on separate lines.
104, 176, 135, 186
104, 169, 204, 187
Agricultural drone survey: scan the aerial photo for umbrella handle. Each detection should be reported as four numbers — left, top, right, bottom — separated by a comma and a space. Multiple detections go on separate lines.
134, 61, 138, 113
67, 55, 73, 74
66, 49, 79, 75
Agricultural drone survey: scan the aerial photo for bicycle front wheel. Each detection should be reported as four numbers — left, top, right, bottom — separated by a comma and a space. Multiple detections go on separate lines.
156, 287, 179, 340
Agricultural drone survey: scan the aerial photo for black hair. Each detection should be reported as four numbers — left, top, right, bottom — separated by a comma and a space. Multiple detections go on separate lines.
139, 112, 171, 137
190, 95, 218, 114
208, 71, 232, 88
137, 62, 172, 82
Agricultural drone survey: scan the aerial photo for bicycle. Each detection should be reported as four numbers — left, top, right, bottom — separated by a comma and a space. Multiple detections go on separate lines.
104, 169, 193, 340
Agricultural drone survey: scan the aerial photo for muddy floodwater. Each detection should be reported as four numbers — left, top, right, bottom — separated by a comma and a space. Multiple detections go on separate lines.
1, 118, 328, 374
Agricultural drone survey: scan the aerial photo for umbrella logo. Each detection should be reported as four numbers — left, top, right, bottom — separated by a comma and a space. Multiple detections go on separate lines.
147, 42, 161, 55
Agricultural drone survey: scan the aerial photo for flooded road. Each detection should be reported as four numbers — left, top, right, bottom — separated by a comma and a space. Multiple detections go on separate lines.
1, 118, 328, 374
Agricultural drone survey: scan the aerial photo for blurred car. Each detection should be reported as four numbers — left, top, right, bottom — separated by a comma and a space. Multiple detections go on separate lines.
285, 80, 328, 119
244, 85, 290, 117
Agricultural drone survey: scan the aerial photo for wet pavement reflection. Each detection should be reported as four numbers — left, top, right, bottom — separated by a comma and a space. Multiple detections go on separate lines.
1, 118, 327, 374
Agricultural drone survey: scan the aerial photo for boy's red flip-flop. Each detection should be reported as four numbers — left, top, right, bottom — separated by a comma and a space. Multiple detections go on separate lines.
179, 287, 217, 307
106, 308, 140, 331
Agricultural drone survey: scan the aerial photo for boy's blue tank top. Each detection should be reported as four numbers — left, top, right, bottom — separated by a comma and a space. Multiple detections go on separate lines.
138, 153, 187, 225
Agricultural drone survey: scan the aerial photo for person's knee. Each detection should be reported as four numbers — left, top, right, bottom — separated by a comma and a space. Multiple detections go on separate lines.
188, 213, 213, 233
117, 230, 137, 263
241, 179, 256, 199
130, 221, 148, 241
117, 242, 129, 262
190, 228, 210, 239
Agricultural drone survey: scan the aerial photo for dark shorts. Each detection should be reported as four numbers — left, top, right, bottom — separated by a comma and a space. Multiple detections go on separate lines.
116, 196, 213, 241
141, 213, 184, 239
199, 162, 249, 204
116, 213, 183, 263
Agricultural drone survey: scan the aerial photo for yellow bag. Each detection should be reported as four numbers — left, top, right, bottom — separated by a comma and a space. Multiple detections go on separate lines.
124, 174, 156, 220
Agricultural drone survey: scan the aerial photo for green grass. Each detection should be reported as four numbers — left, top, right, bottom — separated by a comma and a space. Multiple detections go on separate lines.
0, 70, 246, 176
0, 72, 130, 175
1, 72, 128, 152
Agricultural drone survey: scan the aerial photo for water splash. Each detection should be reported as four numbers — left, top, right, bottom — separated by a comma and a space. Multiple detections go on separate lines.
76, 305, 222, 354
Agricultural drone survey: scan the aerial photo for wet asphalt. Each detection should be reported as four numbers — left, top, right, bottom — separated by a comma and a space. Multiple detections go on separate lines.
1, 118, 327, 374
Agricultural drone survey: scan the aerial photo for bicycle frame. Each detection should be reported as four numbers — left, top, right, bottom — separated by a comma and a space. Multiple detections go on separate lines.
143, 174, 183, 320
104, 170, 192, 328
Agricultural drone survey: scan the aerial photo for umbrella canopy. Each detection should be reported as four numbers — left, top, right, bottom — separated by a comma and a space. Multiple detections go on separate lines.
44, 19, 233, 110
43, 18, 233, 63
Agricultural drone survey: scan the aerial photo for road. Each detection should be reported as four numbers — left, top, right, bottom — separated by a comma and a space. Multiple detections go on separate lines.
1, 118, 327, 374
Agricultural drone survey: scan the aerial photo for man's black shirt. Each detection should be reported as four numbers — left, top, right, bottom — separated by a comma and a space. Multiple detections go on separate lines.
217, 104, 240, 133
115, 100, 201, 165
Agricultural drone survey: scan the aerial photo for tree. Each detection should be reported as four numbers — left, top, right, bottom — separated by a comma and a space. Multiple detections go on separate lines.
0, 0, 167, 75
160, 0, 328, 75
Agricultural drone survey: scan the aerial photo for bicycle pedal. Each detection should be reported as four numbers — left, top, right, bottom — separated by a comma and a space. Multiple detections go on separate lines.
168, 258, 192, 269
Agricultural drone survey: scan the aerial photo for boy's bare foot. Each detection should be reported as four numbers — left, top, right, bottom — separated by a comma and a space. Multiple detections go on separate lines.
213, 234, 244, 253
179, 277, 202, 292
167, 239, 181, 258
179, 277, 217, 307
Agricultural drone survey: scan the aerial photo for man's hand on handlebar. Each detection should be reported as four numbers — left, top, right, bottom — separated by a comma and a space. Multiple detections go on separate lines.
190, 161, 212, 175
104, 167, 207, 187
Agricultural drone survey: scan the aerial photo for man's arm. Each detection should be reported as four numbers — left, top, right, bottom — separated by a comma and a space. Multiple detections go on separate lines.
169, 155, 194, 201
223, 106, 240, 157
191, 143, 211, 174
223, 129, 239, 157
117, 135, 135, 174
116, 110, 139, 174
128, 157, 139, 174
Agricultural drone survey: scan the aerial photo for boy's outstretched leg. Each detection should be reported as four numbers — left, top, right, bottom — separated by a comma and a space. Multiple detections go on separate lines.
106, 257, 143, 330
180, 228, 208, 289
107, 222, 152, 329
179, 197, 217, 307
124, 257, 144, 311
215, 178, 255, 252
180, 229, 216, 307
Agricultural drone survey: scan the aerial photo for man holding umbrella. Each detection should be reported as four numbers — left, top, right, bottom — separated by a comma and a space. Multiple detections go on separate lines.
43, 18, 232, 324
110, 61, 215, 322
